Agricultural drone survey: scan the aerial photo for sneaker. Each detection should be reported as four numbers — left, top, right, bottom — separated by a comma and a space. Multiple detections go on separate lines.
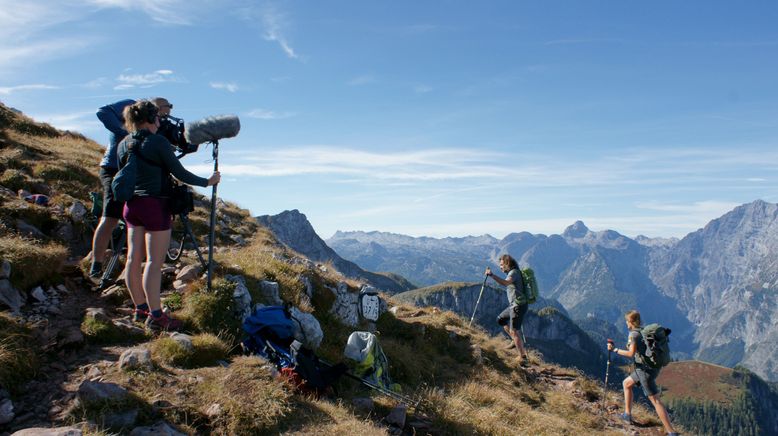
617, 413, 632, 424
504, 341, 516, 350
145, 312, 182, 331
132, 308, 149, 323
519, 356, 530, 367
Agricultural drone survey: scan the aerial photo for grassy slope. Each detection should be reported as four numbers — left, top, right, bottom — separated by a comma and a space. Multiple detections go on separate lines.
657, 360, 742, 405
0, 102, 670, 435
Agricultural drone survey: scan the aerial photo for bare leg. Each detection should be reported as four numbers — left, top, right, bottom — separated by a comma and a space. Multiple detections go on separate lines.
648, 394, 676, 434
623, 377, 635, 415
125, 227, 147, 306
143, 229, 171, 312
91, 217, 119, 263
504, 325, 528, 358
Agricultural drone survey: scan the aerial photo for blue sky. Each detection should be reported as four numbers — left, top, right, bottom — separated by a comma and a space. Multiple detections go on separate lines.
2, 1, 777, 239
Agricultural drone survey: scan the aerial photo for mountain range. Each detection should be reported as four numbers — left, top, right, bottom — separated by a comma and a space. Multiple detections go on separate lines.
327, 200, 778, 382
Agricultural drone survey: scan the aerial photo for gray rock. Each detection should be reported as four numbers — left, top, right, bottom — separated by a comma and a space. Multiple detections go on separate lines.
0, 279, 23, 313
103, 408, 138, 429
385, 404, 407, 428
203, 403, 222, 417
329, 282, 360, 326
129, 421, 186, 436
77, 380, 128, 404
12, 427, 83, 436
259, 280, 283, 305
172, 280, 188, 292
0, 398, 14, 425
175, 265, 200, 282
55, 222, 74, 242
227, 275, 252, 321
301, 275, 314, 298
84, 307, 110, 323
112, 319, 146, 336
351, 397, 374, 412
229, 234, 246, 245
15, 219, 45, 239
289, 307, 323, 350
57, 326, 84, 348
0, 260, 10, 279
31, 286, 47, 303
47, 305, 62, 315
67, 201, 87, 223
119, 348, 153, 370
168, 333, 194, 352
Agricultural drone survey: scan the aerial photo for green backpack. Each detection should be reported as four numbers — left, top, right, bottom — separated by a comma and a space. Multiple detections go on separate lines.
515, 268, 539, 305
635, 324, 672, 369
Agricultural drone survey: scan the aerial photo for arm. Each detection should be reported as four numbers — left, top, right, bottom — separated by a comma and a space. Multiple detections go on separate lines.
150, 136, 209, 187
96, 99, 133, 137
608, 338, 638, 358
485, 268, 516, 287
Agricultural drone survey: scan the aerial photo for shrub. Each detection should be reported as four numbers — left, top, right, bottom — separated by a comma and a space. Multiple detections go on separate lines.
81, 317, 124, 345
179, 279, 241, 343
0, 234, 68, 289
0, 314, 39, 392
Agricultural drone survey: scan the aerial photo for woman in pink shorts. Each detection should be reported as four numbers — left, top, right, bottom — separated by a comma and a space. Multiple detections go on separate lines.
116, 100, 220, 331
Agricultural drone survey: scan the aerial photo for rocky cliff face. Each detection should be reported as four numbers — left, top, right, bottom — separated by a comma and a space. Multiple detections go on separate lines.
256, 210, 412, 293
329, 201, 778, 381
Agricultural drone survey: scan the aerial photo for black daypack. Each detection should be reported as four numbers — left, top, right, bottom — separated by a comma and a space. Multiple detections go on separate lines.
634, 324, 672, 369
111, 131, 165, 202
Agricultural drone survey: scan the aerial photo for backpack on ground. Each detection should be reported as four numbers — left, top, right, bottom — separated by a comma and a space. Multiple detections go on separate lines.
343, 331, 401, 393
515, 268, 539, 305
635, 323, 672, 369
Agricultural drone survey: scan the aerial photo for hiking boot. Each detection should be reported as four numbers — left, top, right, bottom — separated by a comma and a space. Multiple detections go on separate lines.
145, 312, 182, 331
132, 308, 149, 323
519, 356, 530, 367
617, 413, 632, 424
504, 341, 516, 350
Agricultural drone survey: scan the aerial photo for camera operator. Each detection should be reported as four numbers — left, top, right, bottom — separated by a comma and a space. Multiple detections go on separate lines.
90, 97, 186, 278
153, 97, 198, 155
117, 100, 220, 330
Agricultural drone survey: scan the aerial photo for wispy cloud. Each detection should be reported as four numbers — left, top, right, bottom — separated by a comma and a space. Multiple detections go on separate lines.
245, 108, 296, 120
30, 110, 101, 133
254, 4, 298, 59
0, 84, 60, 95
544, 38, 626, 46
114, 69, 178, 90
210, 82, 239, 92
414, 84, 433, 94
86, 0, 196, 25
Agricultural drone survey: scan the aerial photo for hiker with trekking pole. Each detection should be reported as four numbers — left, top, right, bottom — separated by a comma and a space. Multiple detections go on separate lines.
608, 310, 679, 436
485, 254, 531, 367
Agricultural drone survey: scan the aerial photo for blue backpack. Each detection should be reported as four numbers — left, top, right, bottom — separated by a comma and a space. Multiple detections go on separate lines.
242, 305, 297, 368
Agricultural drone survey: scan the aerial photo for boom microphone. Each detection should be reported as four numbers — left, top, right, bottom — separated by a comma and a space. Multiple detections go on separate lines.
184, 115, 241, 145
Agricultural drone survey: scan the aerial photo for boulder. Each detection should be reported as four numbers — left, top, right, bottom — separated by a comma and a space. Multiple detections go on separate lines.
168, 333, 194, 352
31, 286, 47, 303
259, 280, 283, 305
0, 279, 23, 313
119, 348, 153, 370
15, 219, 45, 239
1, 260, 10, 279
129, 421, 186, 436
329, 282, 359, 326
229, 234, 246, 246
301, 275, 314, 298
385, 404, 407, 428
351, 397, 374, 413
175, 265, 200, 283
102, 408, 139, 430
55, 222, 74, 242
289, 307, 324, 350
77, 380, 128, 404
57, 326, 84, 349
112, 319, 146, 336
84, 307, 111, 324
67, 201, 87, 223
0, 398, 14, 425
227, 275, 252, 321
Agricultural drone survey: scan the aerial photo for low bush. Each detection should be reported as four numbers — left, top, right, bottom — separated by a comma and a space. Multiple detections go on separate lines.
179, 279, 241, 344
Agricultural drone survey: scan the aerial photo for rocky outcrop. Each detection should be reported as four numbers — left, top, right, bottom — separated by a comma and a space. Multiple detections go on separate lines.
256, 210, 413, 293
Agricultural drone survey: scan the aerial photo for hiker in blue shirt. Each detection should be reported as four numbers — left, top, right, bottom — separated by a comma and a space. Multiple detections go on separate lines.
608, 310, 678, 435
486, 254, 530, 366
89, 97, 174, 278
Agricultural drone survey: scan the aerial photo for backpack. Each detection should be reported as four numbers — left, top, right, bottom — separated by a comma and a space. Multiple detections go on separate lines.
111, 131, 158, 203
514, 268, 539, 305
634, 324, 672, 368
344, 331, 401, 393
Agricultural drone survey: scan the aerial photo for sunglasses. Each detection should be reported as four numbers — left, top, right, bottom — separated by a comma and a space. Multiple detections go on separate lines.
160, 104, 173, 109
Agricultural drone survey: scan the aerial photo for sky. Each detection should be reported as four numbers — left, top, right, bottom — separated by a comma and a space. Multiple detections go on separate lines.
2, 1, 778, 240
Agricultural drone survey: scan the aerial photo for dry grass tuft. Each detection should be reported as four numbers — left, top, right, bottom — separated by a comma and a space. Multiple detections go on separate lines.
81, 317, 124, 345
150, 333, 231, 368
0, 233, 68, 289
178, 279, 241, 343
0, 313, 39, 393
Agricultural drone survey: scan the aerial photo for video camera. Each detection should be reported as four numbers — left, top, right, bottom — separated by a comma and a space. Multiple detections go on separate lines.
158, 115, 199, 155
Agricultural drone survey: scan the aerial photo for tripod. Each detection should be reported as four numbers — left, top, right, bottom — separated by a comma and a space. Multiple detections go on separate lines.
167, 212, 207, 270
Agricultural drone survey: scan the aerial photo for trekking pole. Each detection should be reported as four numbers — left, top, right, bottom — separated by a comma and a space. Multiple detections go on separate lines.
468, 274, 489, 328
207, 140, 219, 292
603, 338, 614, 408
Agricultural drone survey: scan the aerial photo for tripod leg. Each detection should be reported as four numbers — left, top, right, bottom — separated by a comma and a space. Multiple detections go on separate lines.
99, 228, 126, 289
180, 213, 207, 270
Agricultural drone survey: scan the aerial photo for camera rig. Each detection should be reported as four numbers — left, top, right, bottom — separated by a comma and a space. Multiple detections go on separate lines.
158, 115, 199, 155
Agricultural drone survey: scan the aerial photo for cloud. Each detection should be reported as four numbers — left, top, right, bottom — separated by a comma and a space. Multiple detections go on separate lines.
86, 0, 196, 25
30, 110, 101, 133
0, 84, 60, 95
245, 108, 296, 120
210, 82, 239, 92
413, 84, 433, 94
348, 75, 377, 86
255, 4, 298, 59
114, 69, 178, 89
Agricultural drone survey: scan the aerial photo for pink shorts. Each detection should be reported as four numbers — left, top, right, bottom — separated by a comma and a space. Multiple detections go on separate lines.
123, 196, 172, 231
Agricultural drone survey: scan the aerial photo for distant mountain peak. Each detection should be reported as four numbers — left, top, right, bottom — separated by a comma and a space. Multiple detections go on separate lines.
563, 220, 589, 238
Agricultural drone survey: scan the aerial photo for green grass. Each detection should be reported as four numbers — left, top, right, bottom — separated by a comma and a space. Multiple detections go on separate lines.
0, 314, 40, 393
0, 233, 68, 289
150, 333, 230, 368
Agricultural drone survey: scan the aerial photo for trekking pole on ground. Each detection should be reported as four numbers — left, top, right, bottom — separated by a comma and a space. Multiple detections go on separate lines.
468, 274, 489, 328
207, 140, 219, 292
604, 338, 614, 408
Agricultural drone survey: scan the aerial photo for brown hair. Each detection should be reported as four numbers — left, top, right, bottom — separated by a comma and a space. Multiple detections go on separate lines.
625, 310, 641, 329
122, 100, 158, 132
499, 254, 519, 270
